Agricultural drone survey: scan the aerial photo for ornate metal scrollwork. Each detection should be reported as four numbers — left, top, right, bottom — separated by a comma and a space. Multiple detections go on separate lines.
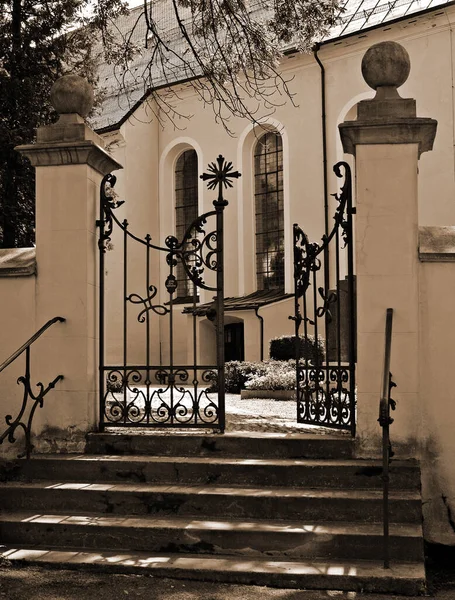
127, 286, 169, 320
297, 367, 353, 428
332, 161, 353, 248
292, 161, 355, 434
316, 287, 338, 323
174, 213, 219, 291
0, 318, 65, 459
99, 155, 240, 432
98, 174, 125, 253
103, 367, 219, 427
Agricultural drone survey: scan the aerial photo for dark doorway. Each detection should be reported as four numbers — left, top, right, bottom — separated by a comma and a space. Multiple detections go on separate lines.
225, 323, 244, 362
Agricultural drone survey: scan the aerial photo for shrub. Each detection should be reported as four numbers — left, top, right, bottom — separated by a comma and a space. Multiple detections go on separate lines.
106, 376, 124, 394
245, 360, 296, 391
209, 360, 297, 393
269, 334, 324, 363
225, 361, 268, 393
208, 361, 268, 393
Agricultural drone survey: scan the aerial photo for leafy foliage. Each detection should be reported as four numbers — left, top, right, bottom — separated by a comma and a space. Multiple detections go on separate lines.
223, 361, 268, 393
269, 334, 324, 362
212, 359, 296, 393
245, 360, 296, 391
1, 0, 343, 246
98, 0, 344, 133
0, 0, 126, 247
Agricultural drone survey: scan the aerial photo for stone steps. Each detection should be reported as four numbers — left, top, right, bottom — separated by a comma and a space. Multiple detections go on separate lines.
0, 512, 424, 561
0, 480, 422, 522
9, 454, 421, 489
0, 547, 426, 595
85, 432, 354, 459
0, 431, 426, 594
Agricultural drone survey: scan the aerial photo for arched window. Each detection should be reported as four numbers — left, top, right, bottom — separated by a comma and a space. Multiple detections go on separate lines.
254, 132, 284, 291
175, 149, 198, 299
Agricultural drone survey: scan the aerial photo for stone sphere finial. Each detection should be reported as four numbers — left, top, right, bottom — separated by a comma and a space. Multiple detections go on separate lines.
361, 41, 410, 91
50, 74, 94, 118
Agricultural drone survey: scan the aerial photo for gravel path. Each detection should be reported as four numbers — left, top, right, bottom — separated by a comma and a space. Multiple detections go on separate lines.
224, 394, 345, 435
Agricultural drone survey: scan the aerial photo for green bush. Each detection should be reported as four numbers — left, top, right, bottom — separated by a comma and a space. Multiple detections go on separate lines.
245, 360, 296, 391
208, 361, 268, 393
106, 376, 124, 394
224, 361, 268, 393
209, 360, 297, 393
269, 334, 324, 363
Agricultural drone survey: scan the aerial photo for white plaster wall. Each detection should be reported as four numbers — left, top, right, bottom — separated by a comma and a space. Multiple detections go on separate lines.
419, 261, 455, 545
260, 299, 295, 359
0, 276, 36, 459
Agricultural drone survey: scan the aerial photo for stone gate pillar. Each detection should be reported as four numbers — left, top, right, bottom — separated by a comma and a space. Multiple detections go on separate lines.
16, 76, 122, 451
339, 42, 437, 456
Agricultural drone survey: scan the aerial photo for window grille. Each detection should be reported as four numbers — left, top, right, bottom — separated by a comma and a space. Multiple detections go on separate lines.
175, 149, 198, 300
254, 132, 284, 291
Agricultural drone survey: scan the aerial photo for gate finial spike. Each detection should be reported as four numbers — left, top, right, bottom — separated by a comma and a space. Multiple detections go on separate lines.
201, 155, 241, 205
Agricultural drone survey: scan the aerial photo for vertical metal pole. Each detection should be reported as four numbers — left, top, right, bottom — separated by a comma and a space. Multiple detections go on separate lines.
254, 307, 264, 362
145, 236, 151, 424
292, 225, 301, 420
335, 226, 342, 426
380, 309, 394, 569
215, 195, 225, 433
200, 155, 240, 432
25, 346, 32, 459
192, 285, 198, 424
98, 183, 106, 432
346, 167, 356, 437
123, 220, 128, 424
383, 413, 390, 569
169, 255, 175, 425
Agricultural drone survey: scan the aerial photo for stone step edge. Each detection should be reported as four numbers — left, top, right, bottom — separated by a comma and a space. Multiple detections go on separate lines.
0, 481, 422, 500
17, 455, 420, 469
0, 547, 426, 594
88, 432, 353, 441
0, 511, 424, 537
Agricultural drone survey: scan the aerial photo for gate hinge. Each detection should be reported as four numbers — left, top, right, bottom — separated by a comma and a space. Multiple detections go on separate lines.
350, 207, 356, 215
95, 220, 102, 227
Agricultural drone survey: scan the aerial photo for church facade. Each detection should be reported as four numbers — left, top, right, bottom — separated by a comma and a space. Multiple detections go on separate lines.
92, 0, 455, 368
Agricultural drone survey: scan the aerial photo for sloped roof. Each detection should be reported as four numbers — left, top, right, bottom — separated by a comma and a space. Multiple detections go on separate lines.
331, 0, 450, 38
182, 289, 293, 316
90, 0, 453, 132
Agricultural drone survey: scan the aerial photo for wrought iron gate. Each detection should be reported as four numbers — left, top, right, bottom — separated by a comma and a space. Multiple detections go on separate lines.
292, 161, 356, 434
98, 155, 240, 432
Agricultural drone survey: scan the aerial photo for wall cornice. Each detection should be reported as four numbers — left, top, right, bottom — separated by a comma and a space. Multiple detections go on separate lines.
339, 117, 437, 157
15, 141, 122, 175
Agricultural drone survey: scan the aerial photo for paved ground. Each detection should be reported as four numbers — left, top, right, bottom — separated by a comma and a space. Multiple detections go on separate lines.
0, 563, 455, 600
224, 394, 342, 435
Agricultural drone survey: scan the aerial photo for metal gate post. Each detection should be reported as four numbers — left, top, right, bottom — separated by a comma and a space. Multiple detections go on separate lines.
201, 155, 241, 433
215, 198, 226, 433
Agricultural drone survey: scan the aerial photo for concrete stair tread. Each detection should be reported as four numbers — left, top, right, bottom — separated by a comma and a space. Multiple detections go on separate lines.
1, 480, 421, 499
0, 545, 425, 593
26, 453, 418, 468
94, 431, 351, 440
85, 432, 355, 459
0, 511, 423, 536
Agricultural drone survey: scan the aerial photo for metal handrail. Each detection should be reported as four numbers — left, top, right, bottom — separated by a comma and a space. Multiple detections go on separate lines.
0, 316, 65, 374
378, 308, 397, 569
0, 316, 65, 459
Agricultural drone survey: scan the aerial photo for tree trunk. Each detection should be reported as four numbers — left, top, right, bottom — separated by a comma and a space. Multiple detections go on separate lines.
2, 0, 23, 248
